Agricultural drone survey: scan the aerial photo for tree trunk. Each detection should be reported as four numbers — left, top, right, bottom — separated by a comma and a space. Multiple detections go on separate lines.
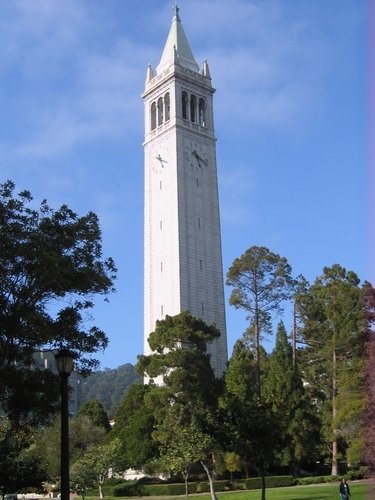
200, 461, 217, 500
255, 308, 261, 397
184, 472, 189, 497
331, 348, 338, 476
98, 478, 104, 500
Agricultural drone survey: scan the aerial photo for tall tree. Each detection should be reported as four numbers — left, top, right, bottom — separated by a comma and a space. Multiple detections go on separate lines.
136, 311, 220, 416
295, 265, 367, 475
263, 322, 320, 473
0, 180, 116, 428
75, 400, 111, 432
136, 312, 222, 500
364, 282, 375, 472
226, 246, 295, 396
219, 340, 280, 500
112, 384, 158, 470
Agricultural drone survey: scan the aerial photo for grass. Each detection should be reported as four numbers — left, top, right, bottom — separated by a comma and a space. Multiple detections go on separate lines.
186, 482, 371, 500
87, 481, 372, 500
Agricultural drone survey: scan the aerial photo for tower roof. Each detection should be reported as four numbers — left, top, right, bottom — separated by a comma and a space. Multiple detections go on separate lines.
156, 5, 199, 74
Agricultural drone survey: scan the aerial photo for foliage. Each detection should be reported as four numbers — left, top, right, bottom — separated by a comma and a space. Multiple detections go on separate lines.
243, 476, 295, 489
0, 179, 116, 448
70, 414, 108, 461
80, 364, 140, 418
111, 383, 158, 469
219, 340, 281, 484
263, 321, 321, 472
75, 399, 111, 432
158, 412, 214, 496
136, 312, 222, 500
70, 456, 97, 500
226, 246, 295, 396
33, 408, 109, 481
0, 420, 47, 497
137, 311, 221, 424
295, 265, 368, 473
71, 438, 124, 499
225, 452, 243, 482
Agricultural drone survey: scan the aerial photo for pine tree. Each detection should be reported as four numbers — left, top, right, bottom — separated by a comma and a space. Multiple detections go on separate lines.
295, 265, 367, 474
263, 322, 320, 473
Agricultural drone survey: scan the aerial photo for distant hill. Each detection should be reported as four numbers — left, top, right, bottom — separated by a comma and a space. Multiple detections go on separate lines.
80, 363, 141, 418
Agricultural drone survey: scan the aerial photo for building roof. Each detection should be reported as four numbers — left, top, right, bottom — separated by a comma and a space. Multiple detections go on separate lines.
156, 5, 199, 74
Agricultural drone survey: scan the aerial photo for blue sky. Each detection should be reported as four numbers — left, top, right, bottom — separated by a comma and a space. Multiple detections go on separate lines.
1, 0, 370, 369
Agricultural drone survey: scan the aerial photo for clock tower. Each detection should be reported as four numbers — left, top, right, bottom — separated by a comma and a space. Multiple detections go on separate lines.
142, 6, 228, 377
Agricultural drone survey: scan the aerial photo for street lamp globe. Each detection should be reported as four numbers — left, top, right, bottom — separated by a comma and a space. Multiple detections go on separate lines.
55, 349, 74, 377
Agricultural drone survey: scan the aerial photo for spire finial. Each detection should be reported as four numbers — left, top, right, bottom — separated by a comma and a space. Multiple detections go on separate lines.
173, 2, 180, 21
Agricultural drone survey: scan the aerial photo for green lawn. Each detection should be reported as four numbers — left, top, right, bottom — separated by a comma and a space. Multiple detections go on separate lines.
190, 482, 371, 500
87, 480, 372, 500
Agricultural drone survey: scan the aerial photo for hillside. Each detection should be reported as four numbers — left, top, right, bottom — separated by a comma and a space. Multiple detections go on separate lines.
80, 363, 141, 418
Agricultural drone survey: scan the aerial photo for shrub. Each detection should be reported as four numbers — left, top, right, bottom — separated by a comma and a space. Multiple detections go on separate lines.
113, 481, 146, 497
244, 476, 295, 489
143, 483, 187, 496
346, 466, 370, 480
296, 476, 326, 485
265, 476, 295, 488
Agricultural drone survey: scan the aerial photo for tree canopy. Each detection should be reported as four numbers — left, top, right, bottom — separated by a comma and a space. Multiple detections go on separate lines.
0, 180, 116, 428
226, 246, 295, 395
295, 264, 368, 474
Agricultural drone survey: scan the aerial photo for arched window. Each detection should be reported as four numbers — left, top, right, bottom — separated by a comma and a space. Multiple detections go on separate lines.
157, 97, 163, 126
199, 98, 206, 127
190, 94, 197, 123
164, 93, 170, 121
182, 91, 188, 120
151, 102, 156, 130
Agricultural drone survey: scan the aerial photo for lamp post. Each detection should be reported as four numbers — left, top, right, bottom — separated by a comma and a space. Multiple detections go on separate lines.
55, 349, 74, 500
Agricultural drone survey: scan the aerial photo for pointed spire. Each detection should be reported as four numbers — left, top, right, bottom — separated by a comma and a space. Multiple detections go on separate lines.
145, 63, 154, 83
202, 59, 211, 79
156, 5, 199, 74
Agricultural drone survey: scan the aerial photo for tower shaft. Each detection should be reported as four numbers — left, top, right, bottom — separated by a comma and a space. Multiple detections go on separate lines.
143, 8, 227, 377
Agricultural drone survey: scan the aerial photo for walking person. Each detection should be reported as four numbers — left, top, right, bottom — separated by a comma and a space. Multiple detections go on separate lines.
340, 478, 351, 499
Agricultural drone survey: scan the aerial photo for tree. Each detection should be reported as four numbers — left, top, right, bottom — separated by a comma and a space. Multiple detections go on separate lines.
71, 438, 123, 500
295, 265, 367, 475
136, 312, 222, 500
226, 246, 295, 396
219, 340, 280, 500
224, 452, 242, 483
263, 321, 320, 473
112, 384, 158, 470
0, 180, 116, 428
75, 400, 111, 432
364, 282, 375, 471
0, 419, 48, 498
136, 311, 221, 416
158, 413, 215, 498
70, 457, 96, 500
33, 411, 108, 482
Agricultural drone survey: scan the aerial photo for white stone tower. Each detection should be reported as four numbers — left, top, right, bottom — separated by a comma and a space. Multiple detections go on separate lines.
142, 6, 228, 377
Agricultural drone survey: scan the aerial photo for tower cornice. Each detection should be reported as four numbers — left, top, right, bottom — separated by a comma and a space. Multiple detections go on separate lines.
142, 64, 214, 100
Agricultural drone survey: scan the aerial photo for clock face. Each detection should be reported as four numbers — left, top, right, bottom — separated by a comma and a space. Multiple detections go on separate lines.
183, 143, 209, 170
151, 145, 168, 174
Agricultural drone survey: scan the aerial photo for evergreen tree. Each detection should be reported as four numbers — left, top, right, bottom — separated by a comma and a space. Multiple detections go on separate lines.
220, 340, 280, 500
295, 265, 367, 474
75, 400, 111, 432
136, 312, 222, 500
263, 321, 320, 473
226, 246, 295, 396
112, 384, 158, 470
